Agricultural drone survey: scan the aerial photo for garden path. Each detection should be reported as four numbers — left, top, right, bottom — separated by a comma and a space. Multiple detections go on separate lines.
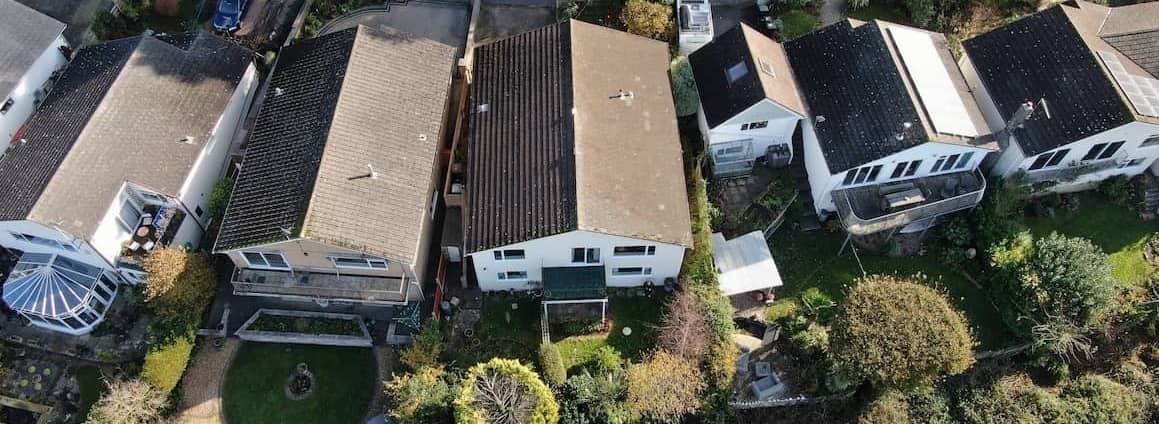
175, 338, 241, 424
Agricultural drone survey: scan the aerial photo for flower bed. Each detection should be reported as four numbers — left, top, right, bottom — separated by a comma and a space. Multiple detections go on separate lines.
236, 310, 371, 347
250, 314, 362, 337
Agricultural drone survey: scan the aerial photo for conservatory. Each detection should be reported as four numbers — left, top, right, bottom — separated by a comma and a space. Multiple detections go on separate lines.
2, 252, 118, 335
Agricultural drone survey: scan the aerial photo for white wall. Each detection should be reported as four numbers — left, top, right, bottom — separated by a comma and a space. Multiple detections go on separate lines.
1, 34, 69, 148
0, 220, 112, 270
706, 100, 801, 161
997, 121, 1159, 190
468, 230, 687, 292
801, 119, 834, 211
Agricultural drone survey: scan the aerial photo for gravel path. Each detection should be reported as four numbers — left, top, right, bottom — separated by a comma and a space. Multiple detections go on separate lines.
175, 338, 242, 424
820, 0, 847, 25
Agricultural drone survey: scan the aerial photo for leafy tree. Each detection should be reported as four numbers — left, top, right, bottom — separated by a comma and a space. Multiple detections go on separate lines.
669, 56, 699, 118
86, 378, 167, 424
858, 391, 910, 424
830, 275, 974, 389
955, 374, 1065, 424
385, 366, 455, 424
454, 358, 559, 424
401, 320, 444, 371
625, 351, 705, 422
620, 0, 674, 42
539, 343, 566, 388
560, 368, 628, 424
143, 248, 216, 329
657, 289, 711, 360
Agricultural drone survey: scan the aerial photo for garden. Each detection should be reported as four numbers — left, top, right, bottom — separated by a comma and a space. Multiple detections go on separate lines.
93, 0, 207, 41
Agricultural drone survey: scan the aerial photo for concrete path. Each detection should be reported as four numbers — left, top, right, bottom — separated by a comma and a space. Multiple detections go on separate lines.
820, 0, 847, 25
175, 338, 242, 424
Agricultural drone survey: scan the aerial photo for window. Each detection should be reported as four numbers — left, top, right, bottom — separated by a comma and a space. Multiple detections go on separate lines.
955, 152, 974, 169
890, 163, 907, 179
931, 158, 945, 173
612, 267, 652, 276
195, 206, 204, 217
1046, 149, 1070, 167
1029, 149, 1070, 170
757, 57, 776, 77
905, 160, 922, 177
866, 165, 882, 182
1142, 135, 1159, 148
614, 246, 656, 256
853, 167, 869, 184
498, 271, 528, 280
331, 256, 388, 269
493, 249, 526, 260
572, 248, 600, 264
741, 121, 769, 131
844, 165, 883, 185
1028, 153, 1052, 170
10, 232, 76, 252
942, 154, 960, 171
0, 98, 12, 114
1120, 158, 1147, 168
1082, 143, 1107, 161
116, 198, 141, 233
241, 251, 290, 269
1098, 141, 1124, 160
726, 61, 749, 84
842, 170, 857, 185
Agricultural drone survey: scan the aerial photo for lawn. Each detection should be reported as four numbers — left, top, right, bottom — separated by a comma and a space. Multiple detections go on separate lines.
74, 366, 103, 423
222, 343, 375, 424
448, 298, 542, 367
554, 294, 668, 371
779, 10, 821, 40
1025, 193, 1159, 287
770, 228, 1009, 350
847, 1, 914, 27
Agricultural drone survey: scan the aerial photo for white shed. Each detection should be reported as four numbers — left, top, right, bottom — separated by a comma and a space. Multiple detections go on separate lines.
711, 231, 783, 296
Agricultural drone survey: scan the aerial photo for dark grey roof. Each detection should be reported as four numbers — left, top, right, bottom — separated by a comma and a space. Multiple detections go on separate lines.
963, 6, 1135, 157
0, 0, 65, 100
785, 21, 927, 173
1103, 30, 1159, 78
216, 26, 456, 262
690, 23, 806, 128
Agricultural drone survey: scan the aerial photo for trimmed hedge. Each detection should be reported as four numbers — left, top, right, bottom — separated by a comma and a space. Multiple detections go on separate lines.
142, 332, 195, 395
539, 343, 567, 388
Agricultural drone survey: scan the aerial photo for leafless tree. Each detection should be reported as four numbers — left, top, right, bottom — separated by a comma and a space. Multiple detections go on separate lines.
86, 377, 167, 424
471, 370, 537, 424
657, 290, 711, 360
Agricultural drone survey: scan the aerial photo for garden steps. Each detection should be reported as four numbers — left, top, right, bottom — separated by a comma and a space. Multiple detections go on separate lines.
1136, 173, 1159, 214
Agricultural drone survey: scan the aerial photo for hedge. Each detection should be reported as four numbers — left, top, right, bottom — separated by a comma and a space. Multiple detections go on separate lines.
539, 343, 567, 388
142, 332, 195, 395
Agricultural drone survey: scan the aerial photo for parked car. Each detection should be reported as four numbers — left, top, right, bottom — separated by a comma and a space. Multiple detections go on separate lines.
212, 0, 247, 32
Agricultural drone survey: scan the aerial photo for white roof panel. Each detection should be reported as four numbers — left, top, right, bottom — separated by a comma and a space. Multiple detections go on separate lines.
1099, 50, 1159, 119
712, 231, 783, 296
888, 26, 980, 137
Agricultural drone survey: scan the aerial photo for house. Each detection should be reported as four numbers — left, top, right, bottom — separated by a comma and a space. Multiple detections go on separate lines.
677, 0, 714, 55
785, 20, 999, 236
690, 23, 807, 178
1, 0, 70, 150
961, 1, 1159, 191
0, 33, 258, 335
214, 26, 457, 310
712, 231, 782, 297
464, 20, 692, 312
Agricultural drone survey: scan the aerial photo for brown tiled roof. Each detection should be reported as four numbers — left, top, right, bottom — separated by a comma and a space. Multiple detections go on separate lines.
0, 0, 65, 101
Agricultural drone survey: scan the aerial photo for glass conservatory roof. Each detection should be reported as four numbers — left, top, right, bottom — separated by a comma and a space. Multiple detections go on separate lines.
2, 252, 103, 318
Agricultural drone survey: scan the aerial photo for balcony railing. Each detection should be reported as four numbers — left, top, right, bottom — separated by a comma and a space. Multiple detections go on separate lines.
232, 268, 412, 303
833, 169, 987, 236
1027, 155, 1125, 184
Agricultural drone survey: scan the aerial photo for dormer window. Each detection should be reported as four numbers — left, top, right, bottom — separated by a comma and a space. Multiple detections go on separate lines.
726, 61, 749, 85
758, 58, 776, 78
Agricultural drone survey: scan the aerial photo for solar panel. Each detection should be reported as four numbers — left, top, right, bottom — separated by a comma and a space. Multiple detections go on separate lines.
888, 26, 980, 137
1099, 51, 1159, 118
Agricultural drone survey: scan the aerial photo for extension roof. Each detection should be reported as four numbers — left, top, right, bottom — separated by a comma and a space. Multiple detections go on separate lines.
0, 32, 252, 239
465, 20, 692, 253
963, 1, 1159, 157
215, 25, 456, 264
689, 23, 807, 128
0, 0, 66, 100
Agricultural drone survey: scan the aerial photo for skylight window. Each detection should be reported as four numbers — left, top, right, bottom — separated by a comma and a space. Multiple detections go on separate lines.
726, 61, 749, 84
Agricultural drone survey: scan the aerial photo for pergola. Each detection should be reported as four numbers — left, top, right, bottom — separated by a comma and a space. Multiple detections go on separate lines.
541, 266, 608, 322
2, 252, 118, 335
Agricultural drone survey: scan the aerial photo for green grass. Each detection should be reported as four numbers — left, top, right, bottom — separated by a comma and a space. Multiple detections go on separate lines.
780, 10, 821, 40
847, 1, 914, 26
74, 366, 103, 424
449, 299, 542, 367
1025, 193, 1159, 287
770, 229, 1008, 350
223, 343, 374, 424
552, 294, 668, 370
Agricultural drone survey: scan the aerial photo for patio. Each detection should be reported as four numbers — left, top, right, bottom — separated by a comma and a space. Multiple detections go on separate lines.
832, 169, 985, 235
232, 268, 408, 303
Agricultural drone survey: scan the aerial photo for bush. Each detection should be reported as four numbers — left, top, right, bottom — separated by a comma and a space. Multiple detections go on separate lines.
670, 56, 699, 118
620, 0, 674, 42
626, 351, 705, 422
688, 283, 734, 343
658, 290, 712, 360
208, 177, 234, 218
765, 299, 798, 322
143, 248, 216, 331
858, 391, 910, 424
385, 366, 454, 423
454, 358, 559, 424
590, 346, 623, 373
830, 275, 974, 389
955, 374, 1065, 424
560, 369, 628, 424
799, 287, 837, 323
141, 332, 195, 395
401, 320, 443, 371
1099, 174, 1135, 209
905, 389, 953, 424
704, 340, 738, 393
789, 322, 829, 356
86, 377, 168, 424
539, 343, 567, 388
1060, 374, 1149, 424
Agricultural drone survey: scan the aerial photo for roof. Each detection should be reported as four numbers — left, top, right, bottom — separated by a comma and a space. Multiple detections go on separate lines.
0, 33, 253, 238
689, 23, 806, 128
466, 20, 692, 253
3, 252, 104, 319
542, 266, 607, 300
0, 0, 66, 100
785, 21, 928, 172
1101, 2, 1159, 78
712, 231, 782, 296
963, 3, 1141, 156
216, 26, 456, 263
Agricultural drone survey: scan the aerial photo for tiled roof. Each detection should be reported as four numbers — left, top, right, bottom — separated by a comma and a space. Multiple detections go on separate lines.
690, 23, 806, 128
785, 21, 927, 173
0, 0, 65, 100
1100, 1, 1159, 78
964, 6, 1135, 157
216, 26, 456, 263
1103, 30, 1159, 78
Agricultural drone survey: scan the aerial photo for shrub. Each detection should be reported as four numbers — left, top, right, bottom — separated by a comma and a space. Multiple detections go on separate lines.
539, 343, 567, 388
1098, 174, 1134, 209
658, 290, 712, 360
858, 391, 910, 424
830, 275, 974, 389
454, 358, 559, 424
789, 323, 829, 356
626, 351, 705, 422
85, 378, 167, 424
955, 374, 1065, 424
560, 369, 628, 424
688, 283, 734, 343
1060, 374, 1148, 424
905, 389, 953, 424
401, 320, 443, 371
799, 287, 837, 323
765, 299, 798, 322
141, 332, 194, 395
620, 0, 674, 42
704, 340, 738, 393
207, 177, 234, 218
670, 56, 699, 118
385, 366, 454, 423
143, 248, 216, 330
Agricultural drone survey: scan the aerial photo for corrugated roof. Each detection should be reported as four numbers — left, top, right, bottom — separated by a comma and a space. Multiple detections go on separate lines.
0, 0, 66, 100
690, 23, 807, 128
712, 231, 782, 296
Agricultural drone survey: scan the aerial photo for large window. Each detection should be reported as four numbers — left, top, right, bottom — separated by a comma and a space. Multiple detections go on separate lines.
613, 246, 656, 256
116, 197, 142, 233
612, 267, 652, 276
1029, 149, 1070, 170
498, 271, 528, 280
493, 249, 526, 261
241, 251, 290, 270
10, 232, 77, 252
331, 256, 388, 269
843, 165, 883, 186
931, 154, 962, 173
1098, 141, 1125, 160
726, 61, 748, 84
571, 248, 600, 264
955, 152, 974, 169
1142, 135, 1159, 148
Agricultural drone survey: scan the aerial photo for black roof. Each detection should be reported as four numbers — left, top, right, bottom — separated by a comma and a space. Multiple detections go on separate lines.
690, 25, 767, 128
465, 22, 577, 252
0, 37, 151, 220
214, 29, 356, 251
784, 21, 927, 173
963, 6, 1135, 157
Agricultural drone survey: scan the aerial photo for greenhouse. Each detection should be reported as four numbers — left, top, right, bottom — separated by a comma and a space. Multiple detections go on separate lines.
2, 252, 118, 335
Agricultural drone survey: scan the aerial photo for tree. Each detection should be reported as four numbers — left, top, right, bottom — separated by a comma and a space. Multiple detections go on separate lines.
620, 0, 674, 42
657, 289, 711, 360
560, 368, 628, 424
538, 343, 566, 388
385, 366, 454, 423
669, 56, 700, 118
86, 378, 167, 424
625, 351, 705, 422
829, 275, 974, 389
143, 248, 216, 326
401, 320, 444, 371
858, 391, 911, 424
454, 358, 559, 424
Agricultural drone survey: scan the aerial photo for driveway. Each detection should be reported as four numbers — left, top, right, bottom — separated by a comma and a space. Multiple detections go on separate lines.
474, 2, 555, 45
16, 0, 113, 44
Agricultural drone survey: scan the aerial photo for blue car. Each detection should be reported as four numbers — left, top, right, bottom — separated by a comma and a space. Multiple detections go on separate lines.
212, 0, 246, 32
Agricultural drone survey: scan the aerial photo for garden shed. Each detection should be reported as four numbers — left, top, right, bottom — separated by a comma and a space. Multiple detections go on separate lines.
711, 231, 783, 296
